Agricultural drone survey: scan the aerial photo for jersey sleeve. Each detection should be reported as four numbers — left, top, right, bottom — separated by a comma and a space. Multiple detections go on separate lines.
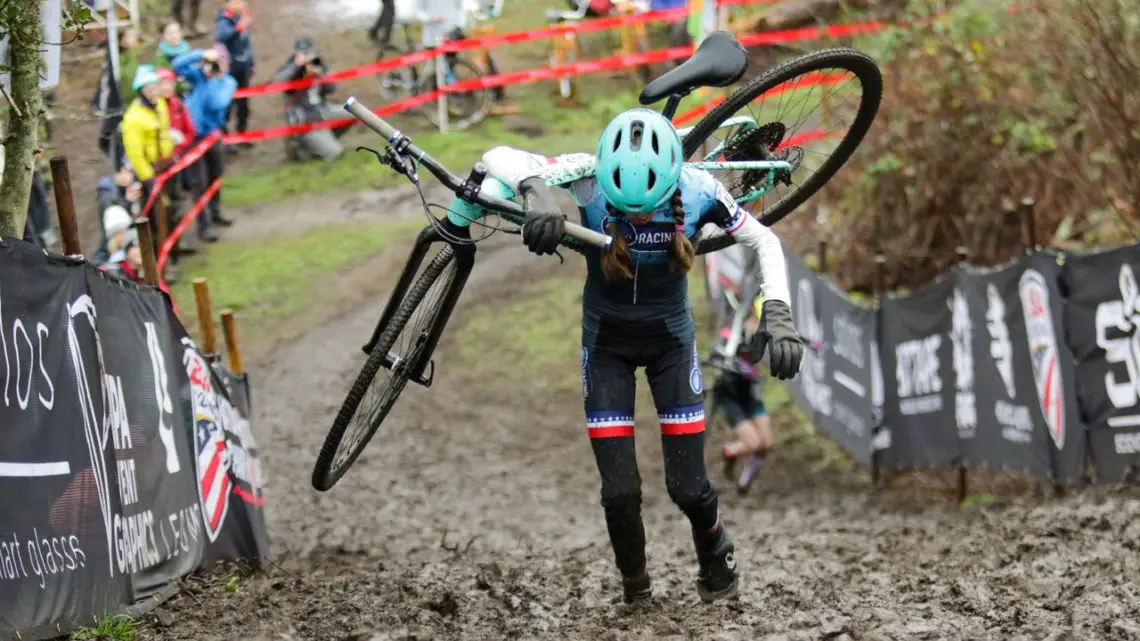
481, 146, 599, 207
701, 180, 792, 308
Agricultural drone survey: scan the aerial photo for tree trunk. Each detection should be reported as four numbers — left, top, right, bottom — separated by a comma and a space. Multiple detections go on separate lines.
0, 0, 44, 239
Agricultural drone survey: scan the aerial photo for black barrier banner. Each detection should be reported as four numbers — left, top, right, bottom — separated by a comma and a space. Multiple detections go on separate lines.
83, 269, 203, 601
170, 319, 270, 565
878, 274, 958, 471
1023, 253, 1085, 482
817, 279, 876, 465
0, 242, 128, 637
955, 255, 1084, 481
1062, 244, 1140, 482
785, 251, 821, 413
0, 238, 268, 641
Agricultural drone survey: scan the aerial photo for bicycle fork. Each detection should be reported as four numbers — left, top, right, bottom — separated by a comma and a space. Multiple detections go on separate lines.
361, 222, 476, 388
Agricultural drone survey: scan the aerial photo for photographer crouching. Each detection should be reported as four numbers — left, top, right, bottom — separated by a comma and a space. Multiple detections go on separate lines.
275, 38, 351, 162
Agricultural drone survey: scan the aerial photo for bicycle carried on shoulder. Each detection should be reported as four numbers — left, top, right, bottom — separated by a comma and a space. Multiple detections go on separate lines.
312, 31, 882, 490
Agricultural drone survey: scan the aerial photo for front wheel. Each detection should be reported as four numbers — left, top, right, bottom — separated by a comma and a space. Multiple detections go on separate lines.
684, 48, 883, 255
312, 245, 459, 491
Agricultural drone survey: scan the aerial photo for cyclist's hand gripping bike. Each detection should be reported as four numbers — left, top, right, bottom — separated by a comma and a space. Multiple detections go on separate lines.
312, 31, 882, 490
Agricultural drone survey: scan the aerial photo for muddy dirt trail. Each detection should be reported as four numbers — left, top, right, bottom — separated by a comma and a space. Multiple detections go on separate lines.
134, 184, 1140, 641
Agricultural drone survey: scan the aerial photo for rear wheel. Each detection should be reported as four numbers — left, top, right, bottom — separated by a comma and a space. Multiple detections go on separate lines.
312, 246, 459, 491
376, 48, 417, 104
683, 48, 882, 255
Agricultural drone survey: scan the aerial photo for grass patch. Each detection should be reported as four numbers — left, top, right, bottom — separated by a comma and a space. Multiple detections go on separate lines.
455, 274, 584, 391
169, 218, 421, 323
71, 615, 136, 641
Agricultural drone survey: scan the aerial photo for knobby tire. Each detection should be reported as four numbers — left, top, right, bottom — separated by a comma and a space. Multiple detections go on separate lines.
312, 245, 456, 491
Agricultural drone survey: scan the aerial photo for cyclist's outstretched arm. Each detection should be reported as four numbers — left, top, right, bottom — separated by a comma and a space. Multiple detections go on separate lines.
482, 146, 597, 208
698, 175, 792, 309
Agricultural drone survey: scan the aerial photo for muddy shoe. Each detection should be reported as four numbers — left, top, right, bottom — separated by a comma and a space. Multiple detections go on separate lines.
736, 454, 766, 494
620, 570, 652, 604
694, 524, 739, 603
722, 447, 738, 482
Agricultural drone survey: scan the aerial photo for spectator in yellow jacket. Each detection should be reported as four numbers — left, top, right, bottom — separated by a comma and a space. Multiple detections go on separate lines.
121, 65, 174, 199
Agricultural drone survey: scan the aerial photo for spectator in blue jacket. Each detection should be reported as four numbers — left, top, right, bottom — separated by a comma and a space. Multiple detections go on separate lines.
215, 0, 254, 148
173, 46, 237, 241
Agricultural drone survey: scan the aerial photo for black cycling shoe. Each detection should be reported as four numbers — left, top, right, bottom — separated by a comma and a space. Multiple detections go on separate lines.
694, 524, 739, 603
621, 570, 653, 604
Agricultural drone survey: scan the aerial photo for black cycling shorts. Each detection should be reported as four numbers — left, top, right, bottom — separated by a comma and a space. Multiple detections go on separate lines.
712, 375, 766, 428
581, 339, 705, 439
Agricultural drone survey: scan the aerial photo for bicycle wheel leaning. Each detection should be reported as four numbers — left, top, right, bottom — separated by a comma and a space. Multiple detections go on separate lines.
422, 57, 491, 131
683, 48, 883, 255
312, 245, 459, 491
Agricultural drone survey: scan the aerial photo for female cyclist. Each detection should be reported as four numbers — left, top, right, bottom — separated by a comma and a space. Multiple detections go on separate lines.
482, 108, 804, 604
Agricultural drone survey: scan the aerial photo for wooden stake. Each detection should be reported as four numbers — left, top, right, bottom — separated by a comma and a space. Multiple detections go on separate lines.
192, 278, 217, 355
220, 310, 243, 375
817, 239, 828, 274
1020, 196, 1037, 249
49, 156, 81, 255
133, 216, 159, 287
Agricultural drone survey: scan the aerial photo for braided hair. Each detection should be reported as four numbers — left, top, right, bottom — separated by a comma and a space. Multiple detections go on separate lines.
599, 187, 694, 281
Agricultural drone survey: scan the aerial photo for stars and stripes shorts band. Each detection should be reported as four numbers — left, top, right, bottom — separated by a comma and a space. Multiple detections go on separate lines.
659, 403, 706, 436
585, 409, 635, 439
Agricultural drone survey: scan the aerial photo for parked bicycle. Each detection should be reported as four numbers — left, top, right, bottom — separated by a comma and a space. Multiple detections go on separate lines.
312, 32, 882, 490
374, 13, 494, 131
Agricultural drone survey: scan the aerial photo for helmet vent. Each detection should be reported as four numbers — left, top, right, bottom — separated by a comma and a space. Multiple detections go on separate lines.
647, 169, 656, 191
613, 129, 623, 151
612, 169, 621, 189
650, 131, 659, 154
629, 121, 644, 151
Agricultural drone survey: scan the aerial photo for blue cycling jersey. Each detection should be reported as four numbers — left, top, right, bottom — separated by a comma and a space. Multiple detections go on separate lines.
559, 167, 747, 348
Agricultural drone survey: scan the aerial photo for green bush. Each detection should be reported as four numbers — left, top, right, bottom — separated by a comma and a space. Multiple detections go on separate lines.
814, 0, 1140, 291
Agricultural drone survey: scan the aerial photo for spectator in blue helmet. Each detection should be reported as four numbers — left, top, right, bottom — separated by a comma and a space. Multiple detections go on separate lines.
172, 45, 236, 241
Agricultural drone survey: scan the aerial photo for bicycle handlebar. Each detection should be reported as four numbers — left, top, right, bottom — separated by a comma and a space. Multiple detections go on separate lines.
344, 97, 612, 250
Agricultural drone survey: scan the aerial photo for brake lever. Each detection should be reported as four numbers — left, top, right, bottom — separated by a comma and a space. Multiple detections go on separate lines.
356, 145, 418, 183
552, 248, 565, 265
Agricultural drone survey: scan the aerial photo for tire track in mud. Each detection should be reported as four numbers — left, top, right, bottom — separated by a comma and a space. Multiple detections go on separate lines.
150, 196, 1140, 641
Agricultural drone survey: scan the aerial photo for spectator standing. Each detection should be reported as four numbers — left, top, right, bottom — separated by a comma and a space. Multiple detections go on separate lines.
368, 0, 396, 48
121, 66, 174, 209
215, 0, 255, 149
173, 46, 237, 242
158, 67, 196, 158
171, 0, 206, 38
91, 26, 140, 156
155, 21, 192, 70
274, 38, 350, 162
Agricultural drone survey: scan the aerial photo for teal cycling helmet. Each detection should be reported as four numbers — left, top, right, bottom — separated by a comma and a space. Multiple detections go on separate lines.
595, 108, 683, 215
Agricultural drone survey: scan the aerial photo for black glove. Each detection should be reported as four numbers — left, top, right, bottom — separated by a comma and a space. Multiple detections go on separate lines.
519, 176, 565, 256
747, 299, 805, 380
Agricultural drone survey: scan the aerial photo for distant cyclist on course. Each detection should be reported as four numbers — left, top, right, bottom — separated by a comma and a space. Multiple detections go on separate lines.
482, 108, 804, 604
710, 325, 774, 493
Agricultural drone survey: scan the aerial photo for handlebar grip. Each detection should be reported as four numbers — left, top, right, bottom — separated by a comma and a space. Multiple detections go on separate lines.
344, 97, 398, 142
563, 221, 611, 250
